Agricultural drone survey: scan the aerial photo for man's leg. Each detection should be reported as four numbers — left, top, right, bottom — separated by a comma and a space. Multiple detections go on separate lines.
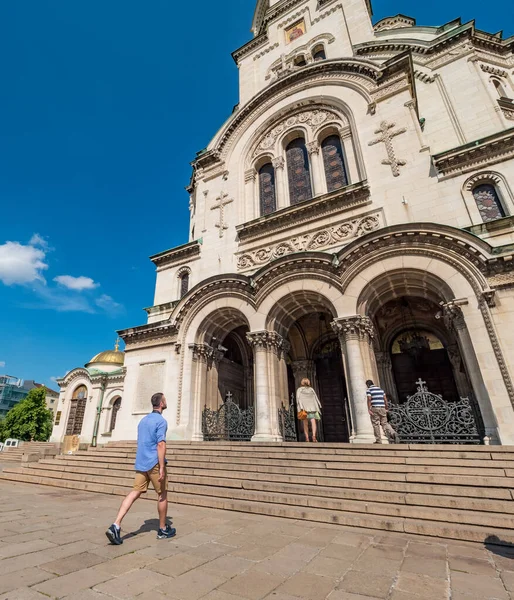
381, 412, 399, 443
370, 409, 381, 443
157, 490, 168, 530
114, 490, 142, 527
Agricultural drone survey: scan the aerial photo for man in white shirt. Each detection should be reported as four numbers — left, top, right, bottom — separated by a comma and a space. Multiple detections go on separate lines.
366, 380, 399, 444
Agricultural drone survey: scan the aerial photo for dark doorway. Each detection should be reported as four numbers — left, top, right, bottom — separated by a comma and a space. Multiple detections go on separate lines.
315, 339, 350, 442
391, 330, 459, 403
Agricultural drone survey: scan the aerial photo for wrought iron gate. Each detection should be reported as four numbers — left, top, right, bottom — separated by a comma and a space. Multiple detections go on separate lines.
202, 393, 254, 441
388, 379, 483, 444
278, 397, 298, 442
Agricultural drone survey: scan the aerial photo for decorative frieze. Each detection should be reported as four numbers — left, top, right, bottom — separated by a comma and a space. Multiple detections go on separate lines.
331, 316, 375, 342
432, 127, 514, 178
237, 212, 381, 271
254, 109, 346, 158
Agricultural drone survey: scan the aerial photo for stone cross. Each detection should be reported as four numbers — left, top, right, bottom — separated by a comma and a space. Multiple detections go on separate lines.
211, 192, 234, 238
368, 121, 407, 177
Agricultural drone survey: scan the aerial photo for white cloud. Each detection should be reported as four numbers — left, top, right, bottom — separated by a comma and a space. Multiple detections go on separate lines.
54, 275, 100, 291
50, 376, 59, 383
29, 233, 49, 249
0, 240, 48, 285
95, 294, 123, 315
0, 361, 5, 368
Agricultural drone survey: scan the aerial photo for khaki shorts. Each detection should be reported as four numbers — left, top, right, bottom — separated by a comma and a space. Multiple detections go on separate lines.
133, 464, 167, 495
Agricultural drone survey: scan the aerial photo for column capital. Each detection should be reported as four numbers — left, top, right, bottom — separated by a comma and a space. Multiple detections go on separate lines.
306, 141, 320, 155
272, 156, 285, 170
246, 330, 286, 353
189, 343, 214, 363
441, 300, 467, 331
291, 359, 315, 375
338, 125, 352, 139
331, 316, 375, 342
244, 169, 257, 183
375, 351, 392, 369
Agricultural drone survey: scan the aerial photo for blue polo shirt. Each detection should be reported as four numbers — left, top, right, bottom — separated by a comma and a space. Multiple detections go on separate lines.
135, 411, 167, 472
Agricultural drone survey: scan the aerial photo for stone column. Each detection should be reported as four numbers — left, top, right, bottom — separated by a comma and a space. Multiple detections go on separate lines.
272, 157, 287, 210
246, 331, 284, 442
244, 169, 257, 220
375, 351, 398, 404
446, 343, 472, 399
442, 301, 498, 441
332, 316, 375, 443
306, 141, 325, 196
339, 126, 360, 184
189, 343, 215, 441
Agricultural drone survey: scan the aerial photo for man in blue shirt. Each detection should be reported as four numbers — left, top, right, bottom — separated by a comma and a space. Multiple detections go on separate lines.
366, 380, 399, 444
106, 392, 176, 544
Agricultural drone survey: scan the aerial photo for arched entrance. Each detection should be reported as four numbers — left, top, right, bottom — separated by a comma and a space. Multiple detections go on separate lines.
66, 385, 87, 436
217, 328, 253, 410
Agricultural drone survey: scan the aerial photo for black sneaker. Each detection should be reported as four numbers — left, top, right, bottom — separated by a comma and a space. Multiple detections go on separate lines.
106, 524, 123, 545
157, 524, 176, 539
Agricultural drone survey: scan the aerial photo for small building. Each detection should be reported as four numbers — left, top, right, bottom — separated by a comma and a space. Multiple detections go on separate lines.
50, 343, 125, 449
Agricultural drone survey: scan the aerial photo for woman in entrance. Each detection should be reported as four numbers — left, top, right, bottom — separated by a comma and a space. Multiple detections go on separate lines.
297, 378, 322, 442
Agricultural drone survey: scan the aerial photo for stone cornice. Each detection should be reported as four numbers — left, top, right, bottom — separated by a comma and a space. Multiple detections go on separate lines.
150, 240, 201, 269
232, 32, 269, 64
432, 127, 514, 178
236, 181, 371, 243
117, 322, 177, 349
144, 301, 179, 317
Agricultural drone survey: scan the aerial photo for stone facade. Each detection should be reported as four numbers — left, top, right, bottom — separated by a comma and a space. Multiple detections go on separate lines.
51, 0, 514, 445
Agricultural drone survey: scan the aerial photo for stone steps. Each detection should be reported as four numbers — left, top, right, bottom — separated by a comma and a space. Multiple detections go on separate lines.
3, 441, 514, 544
0, 442, 57, 462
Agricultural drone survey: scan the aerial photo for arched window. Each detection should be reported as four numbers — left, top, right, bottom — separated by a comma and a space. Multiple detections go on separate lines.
312, 45, 326, 61
286, 138, 313, 205
259, 163, 277, 215
66, 385, 87, 436
492, 79, 509, 99
294, 55, 307, 67
322, 135, 348, 192
109, 398, 121, 432
179, 271, 190, 298
472, 184, 506, 222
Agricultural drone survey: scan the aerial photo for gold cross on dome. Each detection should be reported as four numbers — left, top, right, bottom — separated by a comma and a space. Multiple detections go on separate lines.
211, 192, 234, 238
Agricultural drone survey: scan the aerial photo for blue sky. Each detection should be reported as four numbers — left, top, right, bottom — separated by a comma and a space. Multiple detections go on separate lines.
0, 0, 511, 389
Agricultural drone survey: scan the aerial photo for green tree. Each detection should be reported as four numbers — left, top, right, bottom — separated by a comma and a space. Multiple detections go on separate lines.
1, 388, 53, 442
0, 418, 5, 443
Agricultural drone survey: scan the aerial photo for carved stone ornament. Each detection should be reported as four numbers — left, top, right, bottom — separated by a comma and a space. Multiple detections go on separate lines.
441, 301, 467, 332
331, 316, 375, 342
272, 156, 285, 170
291, 359, 314, 374
189, 343, 215, 363
237, 213, 381, 271
368, 121, 407, 177
306, 141, 320, 155
211, 192, 234, 238
246, 330, 286, 353
255, 109, 347, 157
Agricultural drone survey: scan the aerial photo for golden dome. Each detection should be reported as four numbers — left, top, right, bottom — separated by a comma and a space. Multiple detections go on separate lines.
86, 339, 124, 367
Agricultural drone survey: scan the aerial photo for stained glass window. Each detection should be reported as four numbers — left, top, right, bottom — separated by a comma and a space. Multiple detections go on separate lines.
322, 135, 348, 192
473, 184, 505, 222
259, 163, 277, 215
313, 46, 326, 61
180, 272, 190, 298
286, 139, 313, 205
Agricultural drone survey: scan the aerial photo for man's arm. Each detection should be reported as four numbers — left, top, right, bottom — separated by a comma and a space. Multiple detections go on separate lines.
384, 393, 389, 412
367, 392, 372, 415
157, 440, 166, 482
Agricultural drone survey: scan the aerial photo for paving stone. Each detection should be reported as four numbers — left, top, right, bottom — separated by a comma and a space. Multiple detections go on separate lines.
33, 566, 111, 598
137, 543, 185, 559
202, 591, 249, 600
501, 570, 514, 592
304, 556, 353, 578
450, 571, 509, 599
450, 556, 497, 577
230, 545, 280, 561
331, 532, 372, 548
156, 569, 227, 600
92, 552, 158, 575
492, 555, 514, 572
219, 570, 285, 600
401, 556, 448, 579
328, 592, 383, 600
61, 591, 112, 600
186, 543, 235, 561
406, 542, 447, 559
276, 572, 337, 600
395, 572, 449, 597
40, 551, 105, 576
447, 544, 490, 560
94, 568, 173, 598
0, 568, 55, 595
0, 539, 57, 559
175, 532, 221, 547
359, 544, 405, 561
148, 552, 209, 577
252, 555, 303, 577
199, 555, 253, 579
338, 571, 394, 599
0, 587, 49, 600
351, 557, 402, 575
320, 543, 361, 561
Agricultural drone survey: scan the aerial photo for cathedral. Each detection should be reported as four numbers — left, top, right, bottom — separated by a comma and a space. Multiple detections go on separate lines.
51, 0, 514, 448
